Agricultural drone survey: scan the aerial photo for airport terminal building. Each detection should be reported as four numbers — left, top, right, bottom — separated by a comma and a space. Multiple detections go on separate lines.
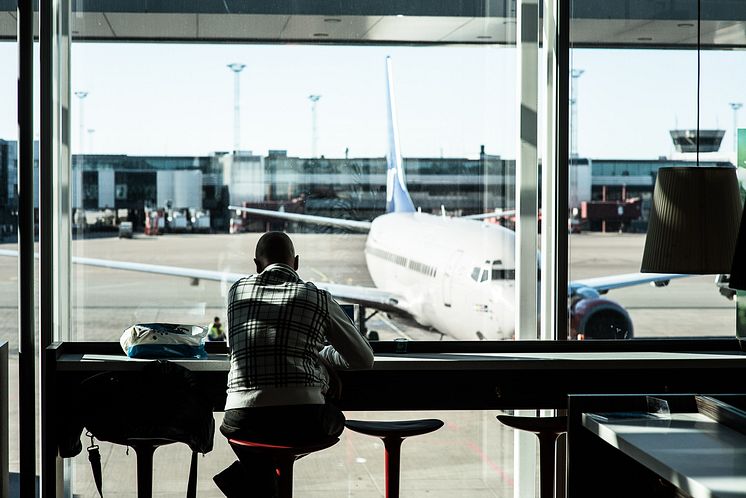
0, 140, 731, 234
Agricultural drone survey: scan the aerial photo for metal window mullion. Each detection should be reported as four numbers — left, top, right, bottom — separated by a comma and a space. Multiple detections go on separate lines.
514, 1, 540, 497
556, 0, 570, 339
41, 0, 71, 496
17, 0, 36, 496
541, 0, 558, 340
516, 1, 539, 341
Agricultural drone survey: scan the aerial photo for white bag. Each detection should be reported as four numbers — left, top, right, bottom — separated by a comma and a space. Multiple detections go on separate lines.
120, 323, 208, 359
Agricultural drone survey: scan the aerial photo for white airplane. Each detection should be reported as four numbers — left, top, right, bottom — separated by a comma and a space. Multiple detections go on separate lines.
0, 57, 687, 341
227, 57, 687, 340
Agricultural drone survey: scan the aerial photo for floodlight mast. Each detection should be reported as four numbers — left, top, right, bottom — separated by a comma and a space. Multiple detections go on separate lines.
74, 91, 89, 153
730, 102, 743, 158
570, 69, 584, 159
227, 63, 246, 153
309, 94, 321, 158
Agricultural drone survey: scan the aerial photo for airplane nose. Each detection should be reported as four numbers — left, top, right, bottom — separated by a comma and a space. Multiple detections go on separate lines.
491, 284, 514, 310
489, 284, 516, 338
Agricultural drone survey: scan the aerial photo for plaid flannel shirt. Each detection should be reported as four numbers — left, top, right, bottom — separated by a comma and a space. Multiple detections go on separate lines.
225, 263, 374, 409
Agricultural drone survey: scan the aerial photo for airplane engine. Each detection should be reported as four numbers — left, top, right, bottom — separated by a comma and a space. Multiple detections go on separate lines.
570, 297, 633, 340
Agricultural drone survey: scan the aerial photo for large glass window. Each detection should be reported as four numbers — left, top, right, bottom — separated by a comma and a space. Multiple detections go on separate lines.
0, 40, 18, 341
68, 42, 520, 343
58, 4, 534, 496
568, 0, 744, 339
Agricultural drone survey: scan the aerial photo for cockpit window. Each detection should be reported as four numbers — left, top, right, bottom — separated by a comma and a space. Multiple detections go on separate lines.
471, 267, 480, 281
491, 269, 515, 280
473, 263, 516, 282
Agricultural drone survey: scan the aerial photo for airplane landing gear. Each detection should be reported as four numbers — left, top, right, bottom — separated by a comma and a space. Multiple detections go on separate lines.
357, 305, 380, 341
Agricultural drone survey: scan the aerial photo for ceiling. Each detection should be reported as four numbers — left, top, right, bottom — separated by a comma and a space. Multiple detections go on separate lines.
1, 1, 746, 48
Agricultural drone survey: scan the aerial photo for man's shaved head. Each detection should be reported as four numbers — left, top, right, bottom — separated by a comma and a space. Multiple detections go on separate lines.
254, 231, 298, 272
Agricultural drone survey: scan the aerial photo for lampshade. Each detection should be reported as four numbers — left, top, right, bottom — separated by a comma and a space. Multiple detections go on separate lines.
641, 167, 742, 274
729, 197, 746, 290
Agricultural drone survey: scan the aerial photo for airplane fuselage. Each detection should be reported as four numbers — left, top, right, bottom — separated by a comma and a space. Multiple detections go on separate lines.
364, 212, 516, 340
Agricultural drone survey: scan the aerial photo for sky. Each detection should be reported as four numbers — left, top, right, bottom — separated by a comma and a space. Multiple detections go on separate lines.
1, 42, 746, 160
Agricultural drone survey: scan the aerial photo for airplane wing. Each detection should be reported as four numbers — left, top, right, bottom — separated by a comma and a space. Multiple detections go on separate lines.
315, 282, 409, 315
0, 248, 411, 317
73, 256, 247, 283
570, 272, 689, 295
230, 206, 372, 233
0, 248, 245, 283
461, 209, 516, 220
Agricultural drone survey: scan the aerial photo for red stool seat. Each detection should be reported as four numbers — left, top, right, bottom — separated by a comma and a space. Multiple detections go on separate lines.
497, 415, 568, 498
345, 419, 444, 498
227, 437, 339, 498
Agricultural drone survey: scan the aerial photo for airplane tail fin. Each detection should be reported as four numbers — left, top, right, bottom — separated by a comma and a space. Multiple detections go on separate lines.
385, 56, 416, 214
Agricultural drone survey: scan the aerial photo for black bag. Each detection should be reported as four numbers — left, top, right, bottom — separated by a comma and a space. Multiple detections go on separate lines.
79, 360, 215, 497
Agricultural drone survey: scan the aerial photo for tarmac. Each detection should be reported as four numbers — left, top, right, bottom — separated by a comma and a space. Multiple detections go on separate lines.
0, 231, 737, 496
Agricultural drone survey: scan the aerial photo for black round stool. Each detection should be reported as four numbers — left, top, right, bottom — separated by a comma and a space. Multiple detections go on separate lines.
227, 436, 339, 498
496, 415, 568, 498
345, 419, 444, 498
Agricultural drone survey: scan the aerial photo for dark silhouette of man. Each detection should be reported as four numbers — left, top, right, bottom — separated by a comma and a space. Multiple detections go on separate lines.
214, 231, 374, 497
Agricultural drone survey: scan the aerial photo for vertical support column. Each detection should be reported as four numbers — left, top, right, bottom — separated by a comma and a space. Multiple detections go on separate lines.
41, 0, 72, 495
0, 341, 8, 498
516, 0, 539, 341
17, 0, 37, 496
556, 0, 571, 340
515, 0, 539, 497
541, 0, 558, 341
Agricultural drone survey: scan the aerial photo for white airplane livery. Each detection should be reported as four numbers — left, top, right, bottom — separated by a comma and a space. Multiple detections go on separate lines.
0, 57, 687, 341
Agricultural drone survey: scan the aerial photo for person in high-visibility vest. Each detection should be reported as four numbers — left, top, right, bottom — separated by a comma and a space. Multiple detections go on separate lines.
207, 316, 225, 341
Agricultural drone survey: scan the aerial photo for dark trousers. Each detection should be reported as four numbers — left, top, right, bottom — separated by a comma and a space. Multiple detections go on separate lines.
215, 404, 344, 498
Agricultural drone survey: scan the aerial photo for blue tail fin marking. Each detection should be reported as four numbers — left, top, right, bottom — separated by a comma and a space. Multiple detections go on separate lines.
385, 56, 416, 214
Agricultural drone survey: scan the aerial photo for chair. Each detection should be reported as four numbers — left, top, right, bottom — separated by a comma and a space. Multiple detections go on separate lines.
344, 419, 444, 498
496, 414, 568, 498
227, 436, 339, 498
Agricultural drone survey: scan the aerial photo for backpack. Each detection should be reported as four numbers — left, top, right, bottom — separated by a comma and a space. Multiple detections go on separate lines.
79, 360, 215, 497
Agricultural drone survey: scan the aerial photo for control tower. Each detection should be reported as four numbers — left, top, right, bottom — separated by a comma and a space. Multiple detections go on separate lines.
669, 129, 725, 153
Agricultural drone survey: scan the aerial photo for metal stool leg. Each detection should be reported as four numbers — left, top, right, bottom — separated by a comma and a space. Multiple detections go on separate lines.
133, 444, 156, 498
276, 457, 295, 498
537, 432, 561, 498
382, 437, 403, 498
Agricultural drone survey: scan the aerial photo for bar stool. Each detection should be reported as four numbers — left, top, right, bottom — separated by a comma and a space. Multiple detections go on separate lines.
227, 436, 339, 498
496, 414, 568, 498
126, 438, 183, 498
345, 419, 444, 498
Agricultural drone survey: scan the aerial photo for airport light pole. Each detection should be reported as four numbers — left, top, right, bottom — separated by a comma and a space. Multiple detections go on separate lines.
309, 94, 321, 158
87, 128, 95, 153
570, 69, 584, 158
74, 90, 89, 154
730, 102, 742, 159
227, 63, 246, 153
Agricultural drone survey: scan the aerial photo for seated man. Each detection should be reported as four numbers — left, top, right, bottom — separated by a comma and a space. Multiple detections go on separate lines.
215, 231, 374, 497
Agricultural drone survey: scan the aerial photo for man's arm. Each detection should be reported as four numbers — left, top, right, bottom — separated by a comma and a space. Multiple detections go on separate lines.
320, 294, 374, 369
